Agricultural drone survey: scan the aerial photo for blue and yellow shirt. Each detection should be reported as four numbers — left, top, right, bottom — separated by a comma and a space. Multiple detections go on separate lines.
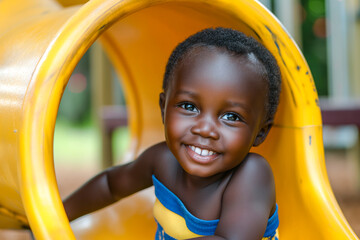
153, 175, 279, 240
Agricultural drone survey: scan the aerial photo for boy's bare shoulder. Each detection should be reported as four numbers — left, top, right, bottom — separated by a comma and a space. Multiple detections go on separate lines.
214, 156, 276, 238
235, 153, 273, 184
138, 141, 174, 168
142, 142, 179, 182
216, 153, 275, 236
223, 153, 275, 202
141, 141, 172, 161
234, 153, 273, 178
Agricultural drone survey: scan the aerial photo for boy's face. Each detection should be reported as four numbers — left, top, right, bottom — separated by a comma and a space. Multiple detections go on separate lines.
160, 47, 270, 178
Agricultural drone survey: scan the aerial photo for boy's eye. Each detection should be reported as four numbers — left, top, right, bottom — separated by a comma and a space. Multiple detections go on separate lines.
221, 113, 241, 122
179, 103, 198, 112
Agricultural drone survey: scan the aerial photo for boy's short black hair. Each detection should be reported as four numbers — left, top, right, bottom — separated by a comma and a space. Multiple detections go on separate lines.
163, 27, 281, 122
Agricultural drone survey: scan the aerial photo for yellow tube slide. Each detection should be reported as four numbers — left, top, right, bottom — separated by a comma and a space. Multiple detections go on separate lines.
0, 0, 357, 239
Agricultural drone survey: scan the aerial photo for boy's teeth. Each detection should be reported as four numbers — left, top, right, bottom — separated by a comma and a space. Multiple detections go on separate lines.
202, 149, 209, 156
195, 147, 202, 154
189, 145, 215, 156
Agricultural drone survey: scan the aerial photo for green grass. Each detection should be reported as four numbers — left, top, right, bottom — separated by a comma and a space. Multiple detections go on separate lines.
54, 119, 129, 167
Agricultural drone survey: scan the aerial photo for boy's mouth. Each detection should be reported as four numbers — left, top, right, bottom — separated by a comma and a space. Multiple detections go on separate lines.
185, 144, 220, 164
188, 145, 217, 156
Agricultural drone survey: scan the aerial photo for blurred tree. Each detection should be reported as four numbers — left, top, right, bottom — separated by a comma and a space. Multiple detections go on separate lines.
301, 0, 328, 96
58, 50, 91, 124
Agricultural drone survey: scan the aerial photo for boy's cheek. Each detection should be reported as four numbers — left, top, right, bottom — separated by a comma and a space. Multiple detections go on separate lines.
165, 116, 190, 138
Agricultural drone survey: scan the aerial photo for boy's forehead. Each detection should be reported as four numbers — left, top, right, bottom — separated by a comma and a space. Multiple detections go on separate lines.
170, 47, 266, 89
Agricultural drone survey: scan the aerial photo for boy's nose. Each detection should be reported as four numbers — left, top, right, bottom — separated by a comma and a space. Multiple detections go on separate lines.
190, 116, 220, 140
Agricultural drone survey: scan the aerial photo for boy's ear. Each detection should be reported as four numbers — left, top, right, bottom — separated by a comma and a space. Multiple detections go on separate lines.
253, 120, 273, 147
159, 92, 166, 124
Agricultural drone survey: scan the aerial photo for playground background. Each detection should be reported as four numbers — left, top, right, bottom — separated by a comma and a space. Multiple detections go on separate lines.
1, 0, 360, 238
52, 0, 360, 237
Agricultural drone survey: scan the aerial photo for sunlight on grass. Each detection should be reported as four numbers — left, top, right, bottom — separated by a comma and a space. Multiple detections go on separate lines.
54, 120, 130, 167
54, 120, 100, 166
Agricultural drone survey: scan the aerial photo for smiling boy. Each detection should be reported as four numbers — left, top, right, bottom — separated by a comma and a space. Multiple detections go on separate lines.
64, 27, 281, 240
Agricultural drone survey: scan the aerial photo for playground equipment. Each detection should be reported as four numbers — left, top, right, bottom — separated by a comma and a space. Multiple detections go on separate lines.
0, 0, 358, 239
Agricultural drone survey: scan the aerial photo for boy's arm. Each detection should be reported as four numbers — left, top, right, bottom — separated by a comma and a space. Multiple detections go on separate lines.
63, 142, 164, 221
63, 169, 120, 221
191, 153, 276, 240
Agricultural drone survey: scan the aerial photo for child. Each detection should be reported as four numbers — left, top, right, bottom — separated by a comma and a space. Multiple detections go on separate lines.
63, 27, 281, 240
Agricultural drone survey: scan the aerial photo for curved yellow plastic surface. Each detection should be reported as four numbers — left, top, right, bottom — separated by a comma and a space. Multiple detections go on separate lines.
0, 0, 358, 239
